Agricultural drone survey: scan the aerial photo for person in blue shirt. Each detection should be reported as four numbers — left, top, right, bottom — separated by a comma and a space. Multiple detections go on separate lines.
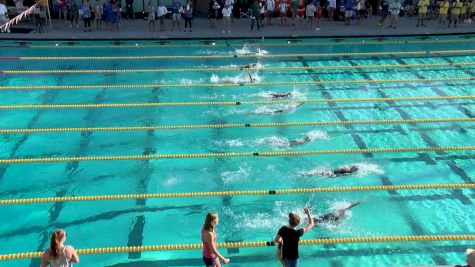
171, 0, 182, 31
344, 0, 354, 24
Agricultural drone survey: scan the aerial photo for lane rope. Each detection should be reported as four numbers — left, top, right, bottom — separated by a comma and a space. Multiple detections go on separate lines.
0, 146, 473, 164
0, 95, 473, 110
1, 183, 473, 205
22, 38, 475, 48
1, 77, 473, 91
1, 235, 474, 260
0, 117, 472, 134
3, 49, 475, 61
3, 62, 475, 74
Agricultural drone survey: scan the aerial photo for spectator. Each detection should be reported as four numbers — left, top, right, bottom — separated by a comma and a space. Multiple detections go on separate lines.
171, 0, 181, 31
456, 248, 475, 267
183, 0, 193, 32
0, 0, 9, 33
274, 207, 314, 267
201, 212, 230, 266
40, 229, 79, 267
93, 0, 102, 29
250, 0, 260, 30
416, 0, 429, 26
208, 0, 220, 28
315, 1, 322, 29
259, 0, 266, 26
356, 0, 365, 24
438, 0, 449, 27
290, 0, 297, 24
279, 0, 288, 25
388, 0, 400, 28
379, 0, 388, 27
327, 0, 336, 20
267, 0, 275, 24
103, 0, 111, 29
344, 0, 354, 25
68, 0, 79, 28
470, 0, 475, 24
81, 0, 92, 32
459, 0, 468, 25
57, 0, 68, 21
296, 0, 305, 27
448, 0, 462, 27
146, 0, 155, 31
157, 2, 167, 31
110, 0, 119, 31
125, 0, 134, 19
222, 2, 232, 32
225, 0, 234, 22
305, 0, 316, 28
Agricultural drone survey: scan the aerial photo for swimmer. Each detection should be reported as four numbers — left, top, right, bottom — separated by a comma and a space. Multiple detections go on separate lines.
271, 103, 304, 114
247, 70, 255, 83
313, 202, 361, 225
332, 166, 359, 176
289, 136, 311, 146
270, 92, 292, 98
240, 63, 258, 69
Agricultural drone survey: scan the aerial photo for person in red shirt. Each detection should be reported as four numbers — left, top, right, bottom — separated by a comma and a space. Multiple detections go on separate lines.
296, 0, 305, 28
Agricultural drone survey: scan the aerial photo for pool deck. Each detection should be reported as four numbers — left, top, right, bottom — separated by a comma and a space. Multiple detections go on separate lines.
0, 16, 474, 40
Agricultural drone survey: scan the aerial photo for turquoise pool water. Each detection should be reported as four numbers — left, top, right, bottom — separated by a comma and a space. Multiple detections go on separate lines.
0, 35, 474, 267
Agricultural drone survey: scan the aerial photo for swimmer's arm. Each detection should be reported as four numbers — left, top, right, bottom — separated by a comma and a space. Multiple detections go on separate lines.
274, 234, 283, 245
204, 231, 228, 261
302, 208, 315, 233
66, 245, 79, 263
40, 251, 50, 267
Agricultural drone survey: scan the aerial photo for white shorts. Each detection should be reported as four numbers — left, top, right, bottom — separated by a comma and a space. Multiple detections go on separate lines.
345, 10, 352, 17
172, 13, 181, 20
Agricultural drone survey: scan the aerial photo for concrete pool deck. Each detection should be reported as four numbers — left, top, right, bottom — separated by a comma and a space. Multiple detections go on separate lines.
0, 15, 474, 40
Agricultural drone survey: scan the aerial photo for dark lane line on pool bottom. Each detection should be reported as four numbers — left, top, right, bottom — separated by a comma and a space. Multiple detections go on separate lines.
28, 89, 108, 267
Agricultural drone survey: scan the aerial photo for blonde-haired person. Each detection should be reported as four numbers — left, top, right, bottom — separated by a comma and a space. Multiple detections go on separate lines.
201, 212, 230, 266
41, 229, 79, 267
274, 207, 314, 267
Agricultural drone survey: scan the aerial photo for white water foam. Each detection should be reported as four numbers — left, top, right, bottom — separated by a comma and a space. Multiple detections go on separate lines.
305, 130, 330, 141
253, 103, 302, 115
214, 139, 245, 148
254, 136, 290, 147
162, 176, 181, 187
220, 165, 251, 184
210, 72, 262, 84
299, 162, 384, 177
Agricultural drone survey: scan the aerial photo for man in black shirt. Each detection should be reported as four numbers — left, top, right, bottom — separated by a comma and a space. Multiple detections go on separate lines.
379, 0, 389, 28
274, 207, 314, 267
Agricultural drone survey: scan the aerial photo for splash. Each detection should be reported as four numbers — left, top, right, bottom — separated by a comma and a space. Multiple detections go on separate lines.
254, 136, 290, 147
214, 139, 245, 148
298, 166, 335, 177
253, 103, 303, 115
254, 88, 308, 99
210, 72, 261, 84
162, 176, 181, 187
220, 165, 251, 184
352, 162, 385, 177
299, 162, 384, 178
305, 130, 330, 141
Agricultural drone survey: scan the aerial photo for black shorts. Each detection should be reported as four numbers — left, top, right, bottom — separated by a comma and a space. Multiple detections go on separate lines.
203, 256, 216, 266
208, 13, 216, 19
358, 9, 365, 16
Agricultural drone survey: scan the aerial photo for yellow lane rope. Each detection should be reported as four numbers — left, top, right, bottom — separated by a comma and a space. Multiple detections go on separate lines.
3, 62, 475, 74
26, 38, 475, 48
1, 235, 474, 260
1, 95, 473, 110
11, 49, 475, 60
1, 77, 473, 91
1, 183, 473, 205
0, 146, 473, 164
1, 118, 472, 134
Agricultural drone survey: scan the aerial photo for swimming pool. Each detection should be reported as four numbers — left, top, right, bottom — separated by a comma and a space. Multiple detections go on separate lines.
0, 35, 474, 266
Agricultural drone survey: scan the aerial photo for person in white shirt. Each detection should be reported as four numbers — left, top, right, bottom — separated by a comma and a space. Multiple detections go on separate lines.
278, 0, 287, 26
156, 3, 168, 31
266, 0, 275, 25
328, 0, 336, 20
225, 0, 234, 22
0, 0, 10, 33
305, 1, 315, 28
222, 3, 232, 33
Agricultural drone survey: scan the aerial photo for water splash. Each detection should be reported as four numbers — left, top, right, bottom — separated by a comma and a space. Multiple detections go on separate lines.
305, 130, 330, 141
214, 139, 245, 148
253, 103, 303, 115
220, 165, 251, 184
254, 136, 290, 147
299, 162, 384, 177
210, 72, 262, 84
162, 176, 181, 187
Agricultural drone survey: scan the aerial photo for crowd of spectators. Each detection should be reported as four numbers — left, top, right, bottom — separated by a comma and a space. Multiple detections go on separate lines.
0, 0, 474, 34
